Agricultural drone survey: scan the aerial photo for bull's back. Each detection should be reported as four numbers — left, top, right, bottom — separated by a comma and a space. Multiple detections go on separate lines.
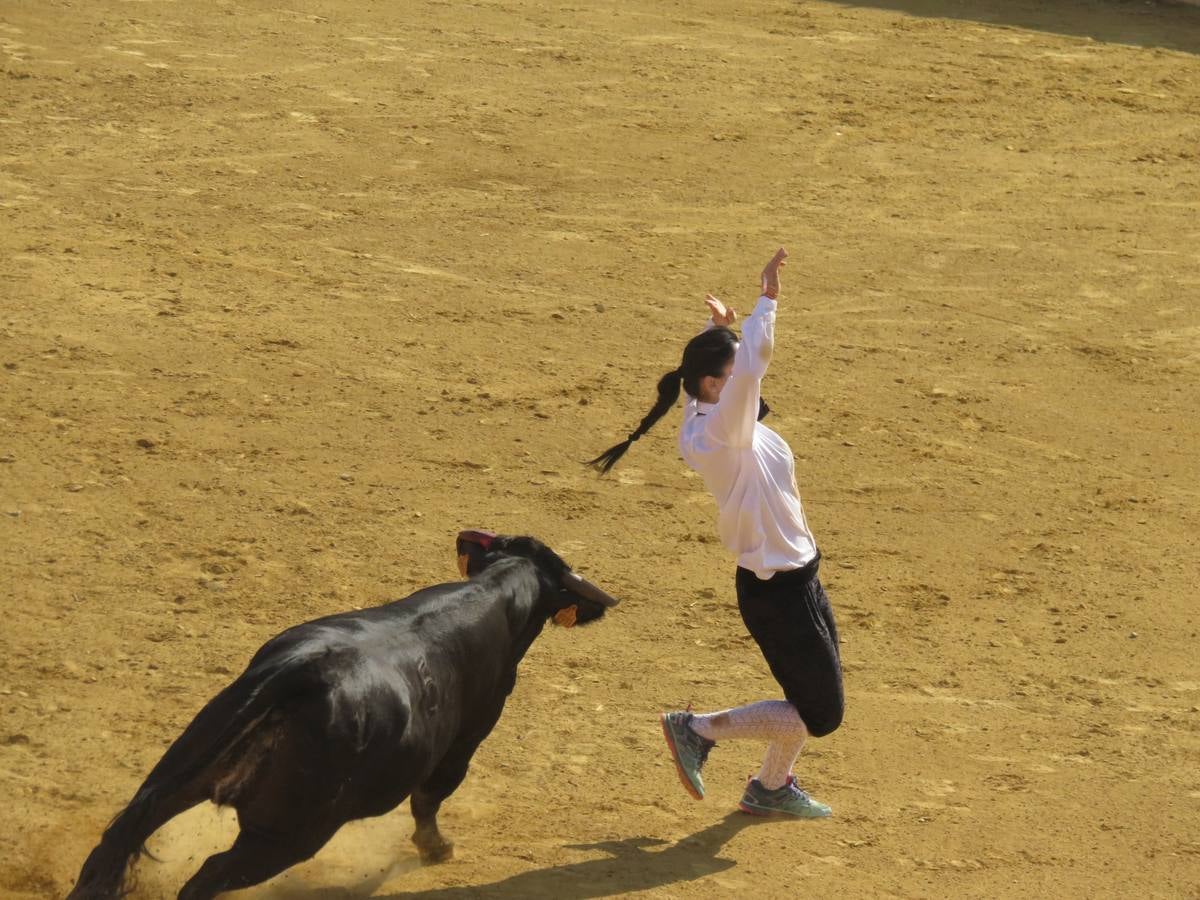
244, 579, 523, 757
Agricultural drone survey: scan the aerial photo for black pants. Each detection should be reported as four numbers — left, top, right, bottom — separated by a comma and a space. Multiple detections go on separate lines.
736, 555, 844, 738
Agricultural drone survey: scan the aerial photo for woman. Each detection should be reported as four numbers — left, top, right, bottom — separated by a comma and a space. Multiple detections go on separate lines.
590, 248, 843, 817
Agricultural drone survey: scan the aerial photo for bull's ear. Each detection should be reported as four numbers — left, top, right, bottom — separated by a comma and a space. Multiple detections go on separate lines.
564, 572, 619, 608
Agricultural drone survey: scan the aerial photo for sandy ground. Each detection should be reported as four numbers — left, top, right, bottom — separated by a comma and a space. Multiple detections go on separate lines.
2, 0, 1199, 897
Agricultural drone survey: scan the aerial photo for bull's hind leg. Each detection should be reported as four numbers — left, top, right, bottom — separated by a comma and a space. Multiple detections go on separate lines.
177, 824, 338, 900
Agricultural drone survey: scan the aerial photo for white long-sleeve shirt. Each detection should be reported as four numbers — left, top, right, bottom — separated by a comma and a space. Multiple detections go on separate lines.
679, 295, 818, 580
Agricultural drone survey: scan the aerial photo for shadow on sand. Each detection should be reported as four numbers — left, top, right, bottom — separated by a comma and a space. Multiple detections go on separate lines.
382, 813, 758, 900
271, 813, 759, 900
825, 0, 1200, 54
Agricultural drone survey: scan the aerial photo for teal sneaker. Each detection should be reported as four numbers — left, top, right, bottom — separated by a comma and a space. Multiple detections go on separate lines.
739, 776, 832, 818
660, 711, 716, 800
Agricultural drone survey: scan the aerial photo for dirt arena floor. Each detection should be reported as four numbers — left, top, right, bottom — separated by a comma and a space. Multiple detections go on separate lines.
2, 0, 1199, 897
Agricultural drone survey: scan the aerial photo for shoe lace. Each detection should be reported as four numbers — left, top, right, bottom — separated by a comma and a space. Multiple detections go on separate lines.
784, 778, 810, 801
681, 707, 715, 762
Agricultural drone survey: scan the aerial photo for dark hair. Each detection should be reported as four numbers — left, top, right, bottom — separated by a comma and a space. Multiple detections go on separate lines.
588, 327, 738, 474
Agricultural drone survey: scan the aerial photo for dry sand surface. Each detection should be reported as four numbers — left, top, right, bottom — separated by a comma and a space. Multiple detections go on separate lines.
2, 0, 1199, 897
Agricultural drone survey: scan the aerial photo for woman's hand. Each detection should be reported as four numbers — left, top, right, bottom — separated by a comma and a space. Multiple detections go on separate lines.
704, 293, 737, 327
761, 247, 788, 300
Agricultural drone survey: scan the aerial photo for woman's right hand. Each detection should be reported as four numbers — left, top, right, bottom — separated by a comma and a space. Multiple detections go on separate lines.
704, 293, 737, 327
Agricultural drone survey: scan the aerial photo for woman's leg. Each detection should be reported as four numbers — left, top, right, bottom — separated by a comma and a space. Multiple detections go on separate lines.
689, 699, 808, 789
661, 563, 842, 805
728, 564, 843, 807
736, 565, 844, 738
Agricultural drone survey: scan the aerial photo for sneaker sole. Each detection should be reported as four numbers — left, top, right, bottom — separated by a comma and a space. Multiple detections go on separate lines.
737, 800, 831, 819
738, 800, 772, 817
659, 714, 704, 801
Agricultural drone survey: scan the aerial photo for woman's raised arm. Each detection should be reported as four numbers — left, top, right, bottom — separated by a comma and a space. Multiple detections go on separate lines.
704, 248, 787, 447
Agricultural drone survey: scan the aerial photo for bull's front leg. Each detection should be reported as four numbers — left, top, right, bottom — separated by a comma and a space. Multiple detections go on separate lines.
410, 708, 505, 865
410, 786, 455, 864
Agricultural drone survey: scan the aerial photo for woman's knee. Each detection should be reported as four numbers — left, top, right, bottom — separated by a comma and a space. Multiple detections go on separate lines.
794, 697, 843, 738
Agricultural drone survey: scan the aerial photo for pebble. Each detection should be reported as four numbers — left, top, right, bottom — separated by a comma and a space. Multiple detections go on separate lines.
65, 483, 84, 492
62, 660, 85, 678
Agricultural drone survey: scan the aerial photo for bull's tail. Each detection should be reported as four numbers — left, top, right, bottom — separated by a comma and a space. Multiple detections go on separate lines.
65, 781, 186, 900
66, 652, 323, 899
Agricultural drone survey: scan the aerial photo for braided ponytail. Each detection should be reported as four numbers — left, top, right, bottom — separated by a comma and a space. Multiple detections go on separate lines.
587, 368, 683, 474
588, 326, 739, 474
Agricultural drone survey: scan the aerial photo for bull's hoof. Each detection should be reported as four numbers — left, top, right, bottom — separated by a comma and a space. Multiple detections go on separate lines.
419, 841, 454, 865
413, 835, 454, 865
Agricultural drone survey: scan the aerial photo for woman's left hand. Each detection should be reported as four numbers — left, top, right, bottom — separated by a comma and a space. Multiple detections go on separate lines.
705, 293, 737, 327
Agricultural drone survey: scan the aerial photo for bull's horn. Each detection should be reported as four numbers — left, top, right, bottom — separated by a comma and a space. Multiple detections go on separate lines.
564, 572, 620, 608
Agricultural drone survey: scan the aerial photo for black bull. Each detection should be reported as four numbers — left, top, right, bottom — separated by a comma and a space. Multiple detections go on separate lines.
68, 534, 617, 900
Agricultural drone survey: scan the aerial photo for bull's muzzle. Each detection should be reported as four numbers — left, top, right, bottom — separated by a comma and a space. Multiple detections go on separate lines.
563, 572, 619, 608
554, 571, 618, 628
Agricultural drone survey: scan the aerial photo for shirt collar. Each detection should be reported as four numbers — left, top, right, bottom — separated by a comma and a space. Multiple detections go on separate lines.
695, 400, 716, 416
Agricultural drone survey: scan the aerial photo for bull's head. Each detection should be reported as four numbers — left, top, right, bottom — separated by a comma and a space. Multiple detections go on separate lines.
455, 529, 618, 627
